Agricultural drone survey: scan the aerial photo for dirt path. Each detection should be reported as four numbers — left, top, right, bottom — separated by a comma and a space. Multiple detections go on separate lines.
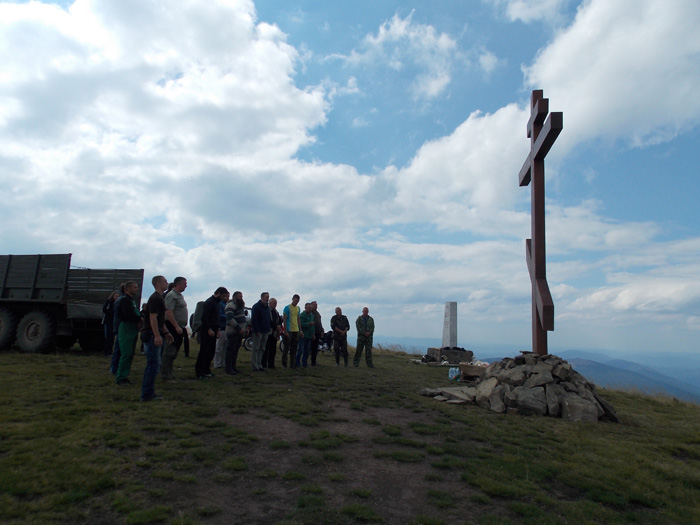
158, 400, 484, 524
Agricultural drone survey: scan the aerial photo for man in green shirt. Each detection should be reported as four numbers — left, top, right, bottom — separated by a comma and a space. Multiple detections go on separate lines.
162, 276, 188, 382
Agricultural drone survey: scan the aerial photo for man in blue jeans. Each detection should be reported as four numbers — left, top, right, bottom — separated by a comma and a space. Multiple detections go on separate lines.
110, 283, 126, 375
141, 275, 173, 402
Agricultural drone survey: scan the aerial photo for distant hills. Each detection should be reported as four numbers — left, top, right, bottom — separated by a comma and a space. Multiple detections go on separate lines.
374, 335, 700, 404
567, 359, 700, 403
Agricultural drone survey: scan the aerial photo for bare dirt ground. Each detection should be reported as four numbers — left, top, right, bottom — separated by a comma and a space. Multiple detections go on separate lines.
136, 399, 488, 524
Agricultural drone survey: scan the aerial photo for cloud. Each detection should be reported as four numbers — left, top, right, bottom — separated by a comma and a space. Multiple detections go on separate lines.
556, 234, 700, 325
502, 0, 570, 23
478, 49, 500, 75
524, 0, 700, 151
351, 117, 369, 128
0, 0, 327, 161
382, 103, 530, 235
547, 200, 660, 254
0, 0, 340, 247
337, 11, 458, 100
569, 275, 700, 315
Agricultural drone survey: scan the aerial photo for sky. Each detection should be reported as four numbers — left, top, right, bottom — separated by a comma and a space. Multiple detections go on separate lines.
1, 0, 699, 357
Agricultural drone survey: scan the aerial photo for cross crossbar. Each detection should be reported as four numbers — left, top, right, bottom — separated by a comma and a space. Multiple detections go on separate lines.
518, 112, 563, 186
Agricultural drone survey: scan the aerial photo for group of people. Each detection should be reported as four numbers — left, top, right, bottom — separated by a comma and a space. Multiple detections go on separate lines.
102, 277, 376, 402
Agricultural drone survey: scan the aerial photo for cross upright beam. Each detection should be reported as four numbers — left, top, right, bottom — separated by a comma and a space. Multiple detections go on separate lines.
518, 90, 562, 356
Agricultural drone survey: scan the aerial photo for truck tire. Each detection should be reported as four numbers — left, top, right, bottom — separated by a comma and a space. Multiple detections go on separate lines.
16, 311, 56, 353
244, 336, 253, 351
0, 307, 18, 349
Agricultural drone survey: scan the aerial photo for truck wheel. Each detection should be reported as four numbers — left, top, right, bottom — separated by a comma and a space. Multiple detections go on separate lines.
0, 307, 18, 349
279, 338, 287, 353
244, 337, 253, 351
16, 311, 56, 353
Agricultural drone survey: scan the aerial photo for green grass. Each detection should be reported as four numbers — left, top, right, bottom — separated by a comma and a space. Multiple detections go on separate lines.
1, 343, 700, 523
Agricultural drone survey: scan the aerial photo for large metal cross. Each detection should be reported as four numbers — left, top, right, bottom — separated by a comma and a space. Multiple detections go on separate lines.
518, 90, 562, 356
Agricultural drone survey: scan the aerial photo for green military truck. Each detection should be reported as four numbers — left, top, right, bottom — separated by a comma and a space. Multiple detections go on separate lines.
0, 254, 144, 352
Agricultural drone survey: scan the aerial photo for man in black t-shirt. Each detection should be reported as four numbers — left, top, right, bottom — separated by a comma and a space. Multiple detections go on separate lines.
141, 275, 173, 401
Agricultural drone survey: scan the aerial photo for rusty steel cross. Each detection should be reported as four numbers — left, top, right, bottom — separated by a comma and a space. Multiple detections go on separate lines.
518, 90, 562, 356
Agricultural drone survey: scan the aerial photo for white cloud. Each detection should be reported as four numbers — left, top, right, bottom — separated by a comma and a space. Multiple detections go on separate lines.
556, 235, 700, 321
351, 117, 369, 128
0, 0, 338, 247
340, 11, 458, 100
383, 103, 530, 234
502, 0, 570, 23
478, 49, 500, 75
570, 276, 700, 315
524, 0, 700, 151
547, 200, 659, 254
0, 0, 327, 163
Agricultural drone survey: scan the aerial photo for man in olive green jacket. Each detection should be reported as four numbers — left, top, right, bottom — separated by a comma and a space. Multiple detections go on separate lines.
353, 307, 375, 368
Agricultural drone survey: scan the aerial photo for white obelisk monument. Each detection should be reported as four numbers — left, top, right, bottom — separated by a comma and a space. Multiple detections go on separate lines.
441, 302, 457, 348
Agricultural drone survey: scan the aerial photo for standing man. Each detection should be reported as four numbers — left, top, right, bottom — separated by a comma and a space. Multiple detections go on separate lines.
330, 307, 350, 367
213, 293, 229, 369
224, 291, 247, 375
195, 287, 229, 379
110, 283, 126, 375
102, 291, 120, 356
141, 275, 173, 401
115, 281, 141, 385
297, 303, 315, 368
162, 276, 188, 383
263, 297, 283, 369
282, 294, 301, 369
251, 292, 272, 371
310, 301, 324, 366
353, 307, 375, 368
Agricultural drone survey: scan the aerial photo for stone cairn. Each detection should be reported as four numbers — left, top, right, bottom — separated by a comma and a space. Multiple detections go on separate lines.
420, 352, 619, 423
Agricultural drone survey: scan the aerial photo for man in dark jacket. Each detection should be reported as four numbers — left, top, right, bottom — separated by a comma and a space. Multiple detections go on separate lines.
250, 292, 271, 371
109, 283, 126, 375
262, 297, 283, 369
310, 301, 324, 366
224, 291, 247, 375
195, 287, 229, 379
102, 291, 119, 356
330, 306, 350, 367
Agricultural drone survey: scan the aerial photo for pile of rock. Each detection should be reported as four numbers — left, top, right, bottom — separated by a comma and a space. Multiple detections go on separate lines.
420, 353, 619, 423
